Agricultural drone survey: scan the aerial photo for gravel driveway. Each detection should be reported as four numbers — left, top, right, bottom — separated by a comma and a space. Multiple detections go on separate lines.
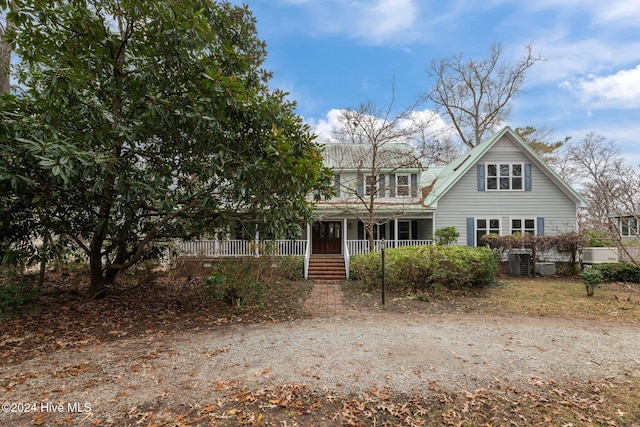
2, 310, 639, 424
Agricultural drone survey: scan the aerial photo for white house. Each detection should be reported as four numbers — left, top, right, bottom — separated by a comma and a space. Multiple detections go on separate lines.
179, 126, 588, 279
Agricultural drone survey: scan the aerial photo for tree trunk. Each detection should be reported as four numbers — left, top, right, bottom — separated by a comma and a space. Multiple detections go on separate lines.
89, 256, 106, 298
0, 4, 15, 94
89, 235, 107, 298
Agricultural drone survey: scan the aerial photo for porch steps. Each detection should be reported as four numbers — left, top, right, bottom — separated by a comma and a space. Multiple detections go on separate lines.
308, 257, 346, 280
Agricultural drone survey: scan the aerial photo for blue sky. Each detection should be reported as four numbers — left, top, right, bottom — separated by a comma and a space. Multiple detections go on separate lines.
232, 0, 640, 162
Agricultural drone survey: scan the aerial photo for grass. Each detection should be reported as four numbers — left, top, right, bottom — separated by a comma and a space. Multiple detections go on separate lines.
476, 277, 640, 323
344, 275, 640, 324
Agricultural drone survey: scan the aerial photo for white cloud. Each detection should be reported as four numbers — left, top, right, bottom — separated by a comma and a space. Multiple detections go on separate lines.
275, 0, 420, 45
308, 108, 454, 145
352, 0, 418, 43
308, 109, 344, 143
562, 65, 640, 108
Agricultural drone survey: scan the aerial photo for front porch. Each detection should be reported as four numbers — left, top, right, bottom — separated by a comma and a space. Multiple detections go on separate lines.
176, 216, 434, 279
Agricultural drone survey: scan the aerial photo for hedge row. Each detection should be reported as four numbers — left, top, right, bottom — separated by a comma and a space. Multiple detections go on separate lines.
590, 262, 640, 283
350, 245, 499, 291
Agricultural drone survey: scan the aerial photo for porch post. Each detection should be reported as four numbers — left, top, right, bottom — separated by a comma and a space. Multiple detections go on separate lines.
343, 218, 347, 253
394, 217, 398, 248
255, 232, 260, 258
214, 232, 220, 258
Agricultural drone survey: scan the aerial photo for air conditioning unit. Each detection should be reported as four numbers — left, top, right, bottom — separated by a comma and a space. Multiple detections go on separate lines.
535, 262, 556, 276
508, 253, 531, 276
582, 247, 619, 264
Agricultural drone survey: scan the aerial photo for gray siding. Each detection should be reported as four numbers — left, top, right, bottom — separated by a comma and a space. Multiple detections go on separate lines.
434, 138, 579, 245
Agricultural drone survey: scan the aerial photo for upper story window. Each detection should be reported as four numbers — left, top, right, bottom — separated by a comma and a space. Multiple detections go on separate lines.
621, 218, 639, 237
396, 174, 410, 196
365, 175, 376, 196
486, 163, 524, 190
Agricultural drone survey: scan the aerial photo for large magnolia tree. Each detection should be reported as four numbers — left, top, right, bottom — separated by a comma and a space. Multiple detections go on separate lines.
0, 0, 331, 297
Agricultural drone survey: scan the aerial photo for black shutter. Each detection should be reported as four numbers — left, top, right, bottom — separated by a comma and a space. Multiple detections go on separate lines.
357, 221, 364, 240
411, 220, 418, 240
379, 174, 386, 197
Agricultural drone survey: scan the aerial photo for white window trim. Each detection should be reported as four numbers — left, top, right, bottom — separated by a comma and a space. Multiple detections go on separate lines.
396, 173, 410, 197
365, 175, 376, 196
509, 217, 537, 235
475, 217, 501, 246
621, 218, 639, 237
485, 162, 525, 191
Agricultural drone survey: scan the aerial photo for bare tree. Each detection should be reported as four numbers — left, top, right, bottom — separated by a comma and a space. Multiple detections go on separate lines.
425, 43, 544, 148
327, 100, 431, 252
566, 132, 640, 262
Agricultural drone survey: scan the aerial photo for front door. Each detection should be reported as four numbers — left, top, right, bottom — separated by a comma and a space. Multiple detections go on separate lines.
312, 221, 342, 254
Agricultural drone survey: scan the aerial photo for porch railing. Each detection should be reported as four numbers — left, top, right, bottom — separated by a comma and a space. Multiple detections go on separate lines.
177, 239, 433, 259
346, 239, 434, 256
177, 240, 307, 258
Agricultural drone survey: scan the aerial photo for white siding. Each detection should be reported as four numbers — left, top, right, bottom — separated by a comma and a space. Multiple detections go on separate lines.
434, 138, 579, 245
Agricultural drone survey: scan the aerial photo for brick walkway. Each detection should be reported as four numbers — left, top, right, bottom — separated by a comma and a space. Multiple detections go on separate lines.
303, 280, 346, 316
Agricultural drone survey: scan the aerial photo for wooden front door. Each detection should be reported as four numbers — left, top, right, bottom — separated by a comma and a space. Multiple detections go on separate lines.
312, 221, 342, 254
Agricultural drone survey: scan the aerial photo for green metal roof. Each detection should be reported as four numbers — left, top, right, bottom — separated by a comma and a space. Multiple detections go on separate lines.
321, 142, 423, 170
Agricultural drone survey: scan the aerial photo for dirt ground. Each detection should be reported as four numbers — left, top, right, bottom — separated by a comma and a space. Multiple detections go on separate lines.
1, 275, 639, 426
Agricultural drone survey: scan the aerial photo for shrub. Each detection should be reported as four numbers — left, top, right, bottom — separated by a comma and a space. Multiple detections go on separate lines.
581, 267, 604, 297
0, 272, 40, 319
434, 227, 460, 245
591, 263, 640, 283
202, 259, 267, 307
350, 245, 499, 292
275, 256, 304, 280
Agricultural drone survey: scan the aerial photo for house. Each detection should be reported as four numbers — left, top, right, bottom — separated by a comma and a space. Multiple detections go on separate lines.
617, 215, 640, 241
179, 126, 588, 279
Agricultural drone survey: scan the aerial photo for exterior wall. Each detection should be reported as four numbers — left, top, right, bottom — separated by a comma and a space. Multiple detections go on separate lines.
434, 137, 579, 246
330, 169, 422, 204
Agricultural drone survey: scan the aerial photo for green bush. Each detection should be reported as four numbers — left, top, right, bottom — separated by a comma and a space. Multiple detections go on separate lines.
0, 272, 40, 318
581, 267, 604, 297
350, 245, 499, 291
434, 227, 460, 245
591, 263, 640, 283
202, 259, 267, 307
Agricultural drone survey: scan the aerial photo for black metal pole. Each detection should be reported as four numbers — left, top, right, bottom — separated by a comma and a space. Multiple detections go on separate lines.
381, 245, 386, 306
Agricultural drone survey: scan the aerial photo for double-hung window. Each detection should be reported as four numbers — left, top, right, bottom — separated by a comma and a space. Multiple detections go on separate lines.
511, 218, 536, 235
622, 218, 639, 237
486, 163, 524, 190
396, 174, 410, 196
365, 175, 376, 196
476, 218, 500, 246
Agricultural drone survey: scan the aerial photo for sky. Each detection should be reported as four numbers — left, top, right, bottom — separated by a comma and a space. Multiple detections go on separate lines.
231, 0, 640, 164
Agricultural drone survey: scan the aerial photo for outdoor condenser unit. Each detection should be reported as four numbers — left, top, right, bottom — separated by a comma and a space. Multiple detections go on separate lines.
508, 253, 531, 276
